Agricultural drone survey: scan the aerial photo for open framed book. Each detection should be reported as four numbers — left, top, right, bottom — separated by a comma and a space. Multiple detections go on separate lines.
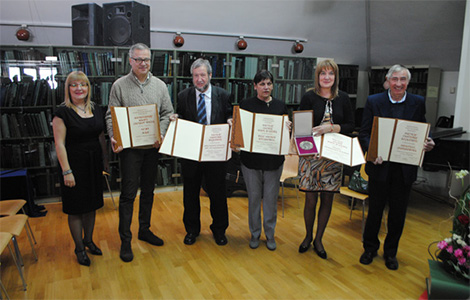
367, 116, 430, 166
292, 110, 318, 156
159, 119, 232, 162
318, 133, 365, 167
110, 104, 161, 149
231, 106, 290, 155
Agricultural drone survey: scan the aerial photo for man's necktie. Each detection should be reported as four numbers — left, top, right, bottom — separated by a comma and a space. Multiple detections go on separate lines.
197, 93, 207, 125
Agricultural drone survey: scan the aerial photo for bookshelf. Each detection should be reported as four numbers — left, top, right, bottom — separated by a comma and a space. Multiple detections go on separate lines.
338, 64, 359, 110
369, 65, 441, 126
1, 45, 321, 198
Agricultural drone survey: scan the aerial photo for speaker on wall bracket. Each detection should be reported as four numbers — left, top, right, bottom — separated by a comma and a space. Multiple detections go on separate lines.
103, 1, 150, 47
72, 3, 103, 46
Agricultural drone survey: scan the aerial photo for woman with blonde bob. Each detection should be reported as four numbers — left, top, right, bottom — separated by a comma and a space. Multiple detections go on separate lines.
297, 60, 354, 259
52, 71, 108, 266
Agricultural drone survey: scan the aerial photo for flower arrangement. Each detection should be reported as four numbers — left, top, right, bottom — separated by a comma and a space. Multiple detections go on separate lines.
433, 170, 470, 280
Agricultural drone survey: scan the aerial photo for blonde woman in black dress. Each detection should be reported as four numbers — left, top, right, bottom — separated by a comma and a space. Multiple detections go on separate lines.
297, 60, 354, 259
53, 71, 108, 266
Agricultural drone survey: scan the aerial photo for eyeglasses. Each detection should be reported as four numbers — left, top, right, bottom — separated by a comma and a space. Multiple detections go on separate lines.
131, 57, 151, 64
69, 83, 88, 88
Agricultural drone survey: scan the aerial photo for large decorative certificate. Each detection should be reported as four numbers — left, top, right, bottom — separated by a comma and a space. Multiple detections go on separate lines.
292, 110, 318, 156
110, 104, 161, 149
231, 106, 290, 155
159, 119, 232, 162
367, 116, 430, 166
319, 133, 366, 167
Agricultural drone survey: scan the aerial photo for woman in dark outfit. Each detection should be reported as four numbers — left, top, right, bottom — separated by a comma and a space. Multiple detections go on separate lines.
52, 71, 108, 266
297, 60, 354, 258
239, 70, 290, 251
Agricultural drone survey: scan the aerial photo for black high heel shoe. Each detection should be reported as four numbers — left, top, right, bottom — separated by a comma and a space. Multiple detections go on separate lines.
84, 241, 102, 255
74, 249, 91, 266
298, 241, 312, 253
313, 242, 327, 259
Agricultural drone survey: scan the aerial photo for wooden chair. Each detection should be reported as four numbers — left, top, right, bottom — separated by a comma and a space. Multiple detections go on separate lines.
0, 215, 38, 269
103, 171, 117, 210
280, 154, 300, 218
340, 162, 369, 238
0, 199, 37, 244
0, 232, 27, 294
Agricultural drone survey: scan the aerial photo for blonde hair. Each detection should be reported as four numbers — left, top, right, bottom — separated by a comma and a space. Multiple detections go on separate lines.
309, 59, 339, 99
63, 71, 94, 112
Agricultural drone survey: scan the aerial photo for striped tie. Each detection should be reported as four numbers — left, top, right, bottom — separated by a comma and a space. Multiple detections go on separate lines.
197, 93, 207, 125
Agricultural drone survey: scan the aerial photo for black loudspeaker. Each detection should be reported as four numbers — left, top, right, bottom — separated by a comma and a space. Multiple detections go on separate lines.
72, 3, 103, 46
103, 1, 150, 47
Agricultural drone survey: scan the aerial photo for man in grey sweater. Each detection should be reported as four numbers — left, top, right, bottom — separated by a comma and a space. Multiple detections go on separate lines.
105, 43, 174, 262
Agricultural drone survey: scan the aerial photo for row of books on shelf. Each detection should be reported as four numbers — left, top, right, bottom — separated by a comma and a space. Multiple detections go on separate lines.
177, 53, 227, 78
1, 79, 52, 107
370, 69, 429, 84
56, 50, 115, 77
274, 58, 315, 81
338, 66, 358, 78
226, 82, 308, 104
53, 81, 113, 106
339, 79, 358, 94
153, 52, 174, 77
1, 49, 48, 61
1, 111, 52, 139
273, 83, 308, 104
1, 141, 57, 169
228, 82, 254, 103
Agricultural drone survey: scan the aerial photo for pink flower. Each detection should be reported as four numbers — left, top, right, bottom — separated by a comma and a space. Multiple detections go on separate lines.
446, 245, 454, 253
458, 257, 466, 265
464, 245, 470, 252
437, 240, 448, 249
454, 248, 464, 258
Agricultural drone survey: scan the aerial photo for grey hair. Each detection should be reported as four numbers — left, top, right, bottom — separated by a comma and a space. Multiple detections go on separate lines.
129, 43, 150, 58
386, 64, 411, 81
190, 58, 212, 75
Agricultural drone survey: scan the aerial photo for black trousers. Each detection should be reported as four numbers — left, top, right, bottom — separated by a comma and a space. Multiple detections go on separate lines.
118, 148, 160, 243
182, 160, 229, 235
363, 163, 412, 257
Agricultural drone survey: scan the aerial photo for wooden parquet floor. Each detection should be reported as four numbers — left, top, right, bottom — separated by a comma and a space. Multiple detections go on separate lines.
0, 187, 453, 299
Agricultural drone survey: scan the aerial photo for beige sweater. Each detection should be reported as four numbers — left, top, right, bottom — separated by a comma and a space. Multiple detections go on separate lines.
105, 71, 174, 139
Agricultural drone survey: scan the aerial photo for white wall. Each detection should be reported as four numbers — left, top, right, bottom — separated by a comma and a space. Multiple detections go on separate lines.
438, 71, 459, 119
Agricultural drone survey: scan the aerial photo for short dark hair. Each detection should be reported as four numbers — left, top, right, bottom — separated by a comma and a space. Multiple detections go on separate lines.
253, 70, 273, 84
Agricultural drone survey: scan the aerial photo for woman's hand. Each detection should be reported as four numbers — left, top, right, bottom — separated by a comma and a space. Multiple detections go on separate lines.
286, 120, 292, 132
64, 173, 76, 188
312, 124, 333, 136
111, 137, 123, 153
373, 156, 384, 165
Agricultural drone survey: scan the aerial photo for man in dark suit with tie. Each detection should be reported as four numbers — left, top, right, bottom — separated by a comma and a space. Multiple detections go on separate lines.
358, 64, 435, 270
173, 58, 233, 246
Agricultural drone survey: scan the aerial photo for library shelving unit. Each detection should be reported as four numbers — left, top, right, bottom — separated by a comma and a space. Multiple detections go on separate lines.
0, 44, 326, 198
369, 65, 441, 126
338, 64, 359, 110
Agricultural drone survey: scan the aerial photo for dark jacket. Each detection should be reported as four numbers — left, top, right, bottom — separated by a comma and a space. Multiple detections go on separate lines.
358, 91, 427, 184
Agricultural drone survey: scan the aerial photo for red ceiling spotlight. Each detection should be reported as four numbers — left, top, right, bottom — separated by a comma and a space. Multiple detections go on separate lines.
16, 24, 31, 41
173, 32, 184, 47
237, 36, 247, 50
293, 40, 304, 53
